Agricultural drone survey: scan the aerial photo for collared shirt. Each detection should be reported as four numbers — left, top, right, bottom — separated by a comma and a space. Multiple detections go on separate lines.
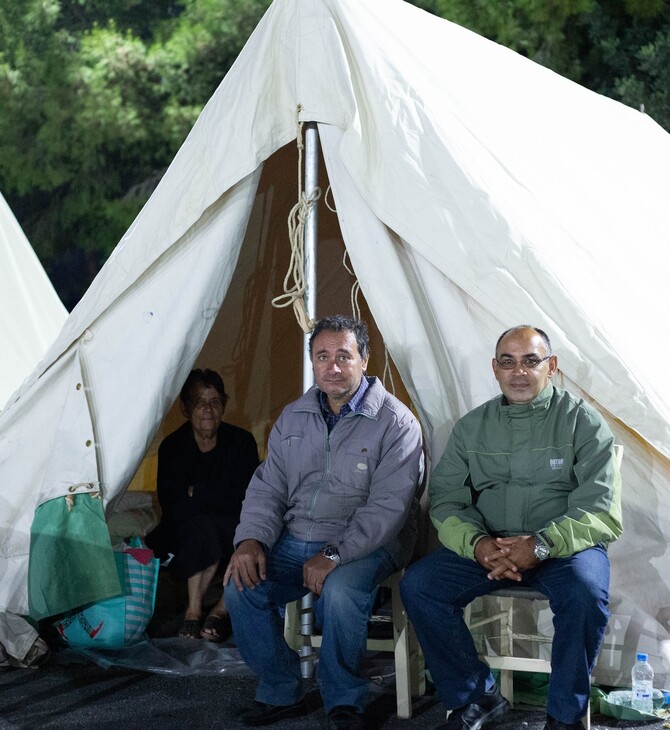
319, 376, 370, 432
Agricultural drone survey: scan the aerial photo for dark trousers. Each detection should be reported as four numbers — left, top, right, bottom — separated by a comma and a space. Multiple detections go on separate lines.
146, 513, 237, 579
400, 546, 610, 724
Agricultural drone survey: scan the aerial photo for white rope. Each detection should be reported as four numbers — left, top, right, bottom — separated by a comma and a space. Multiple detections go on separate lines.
324, 184, 337, 213
343, 250, 363, 321
382, 347, 396, 395
342, 252, 396, 395
271, 106, 321, 334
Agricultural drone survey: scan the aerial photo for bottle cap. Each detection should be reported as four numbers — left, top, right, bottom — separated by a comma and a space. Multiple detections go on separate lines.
636, 652, 649, 661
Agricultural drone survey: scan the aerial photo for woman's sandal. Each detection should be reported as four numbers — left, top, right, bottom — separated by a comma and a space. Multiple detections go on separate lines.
177, 618, 202, 640
200, 614, 231, 643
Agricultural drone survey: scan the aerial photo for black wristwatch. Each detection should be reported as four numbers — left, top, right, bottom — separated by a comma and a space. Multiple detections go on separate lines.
321, 545, 341, 566
533, 535, 550, 561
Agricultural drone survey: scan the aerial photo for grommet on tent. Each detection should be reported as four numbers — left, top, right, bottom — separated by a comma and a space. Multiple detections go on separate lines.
67, 481, 101, 493
64, 482, 103, 511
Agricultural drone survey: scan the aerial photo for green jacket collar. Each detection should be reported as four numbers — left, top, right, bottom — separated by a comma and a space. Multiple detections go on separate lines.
500, 381, 554, 415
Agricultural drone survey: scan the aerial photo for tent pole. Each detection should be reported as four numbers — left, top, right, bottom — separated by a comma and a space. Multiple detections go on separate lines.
299, 121, 319, 679
302, 121, 318, 392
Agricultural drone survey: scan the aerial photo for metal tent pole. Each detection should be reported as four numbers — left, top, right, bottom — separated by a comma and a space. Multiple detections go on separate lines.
298, 121, 319, 679
302, 122, 319, 390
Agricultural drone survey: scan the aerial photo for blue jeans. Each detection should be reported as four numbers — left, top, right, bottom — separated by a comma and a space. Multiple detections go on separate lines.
400, 546, 610, 724
224, 530, 396, 713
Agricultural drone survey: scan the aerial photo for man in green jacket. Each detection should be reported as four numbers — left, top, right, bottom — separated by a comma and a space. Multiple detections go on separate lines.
401, 325, 622, 730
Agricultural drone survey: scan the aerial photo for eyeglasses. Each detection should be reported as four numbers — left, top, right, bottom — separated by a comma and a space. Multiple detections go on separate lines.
192, 398, 224, 411
495, 355, 552, 370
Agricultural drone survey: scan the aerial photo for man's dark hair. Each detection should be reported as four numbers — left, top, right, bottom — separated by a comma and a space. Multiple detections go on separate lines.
495, 325, 552, 355
309, 315, 370, 360
180, 369, 229, 410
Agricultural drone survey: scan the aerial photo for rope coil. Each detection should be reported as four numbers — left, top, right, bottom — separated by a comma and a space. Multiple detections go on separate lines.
271, 106, 321, 334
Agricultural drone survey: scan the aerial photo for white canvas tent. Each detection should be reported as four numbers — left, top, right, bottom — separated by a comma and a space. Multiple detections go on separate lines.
0, 191, 68, 408
1, 0, 669, 686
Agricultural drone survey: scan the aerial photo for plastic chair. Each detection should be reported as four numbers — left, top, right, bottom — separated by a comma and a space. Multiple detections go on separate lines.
465, 444, 623, 730
283, 570, 425, 719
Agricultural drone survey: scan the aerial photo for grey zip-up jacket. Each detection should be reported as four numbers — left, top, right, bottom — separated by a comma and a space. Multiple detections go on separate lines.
234, 376, 424, 567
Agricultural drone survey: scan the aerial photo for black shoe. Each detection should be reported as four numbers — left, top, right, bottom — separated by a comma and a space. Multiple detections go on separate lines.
444, 684, 510, 729
544, 715, 585, 730
239, 699, 310, 726
327, 705, 364, 729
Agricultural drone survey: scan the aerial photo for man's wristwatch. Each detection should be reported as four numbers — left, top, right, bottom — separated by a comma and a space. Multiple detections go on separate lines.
321, 545, 341, 566
533, 535, 550, 561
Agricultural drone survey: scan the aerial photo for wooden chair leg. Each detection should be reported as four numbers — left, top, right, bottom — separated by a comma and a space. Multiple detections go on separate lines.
390, 578, 412, 718
499, 597, 515, 706
283, 599, 300, 650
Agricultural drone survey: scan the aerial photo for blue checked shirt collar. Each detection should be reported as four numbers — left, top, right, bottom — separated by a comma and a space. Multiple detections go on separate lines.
319, 376, 370, 431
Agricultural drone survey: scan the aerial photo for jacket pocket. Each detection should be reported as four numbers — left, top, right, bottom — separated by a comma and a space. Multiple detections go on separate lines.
280, 432, 325, 494
331, 440, 380, 494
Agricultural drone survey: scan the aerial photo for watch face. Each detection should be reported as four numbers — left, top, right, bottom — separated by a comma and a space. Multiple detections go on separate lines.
534, 539, 550, 560
321, 546, 341, 564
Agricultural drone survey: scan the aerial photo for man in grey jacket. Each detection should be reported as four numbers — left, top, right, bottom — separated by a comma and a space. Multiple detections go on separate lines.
224, 315, 423, 730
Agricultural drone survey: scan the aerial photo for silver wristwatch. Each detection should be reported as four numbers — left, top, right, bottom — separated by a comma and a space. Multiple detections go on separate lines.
321, 545, 341, 566
533, 535, 550, 561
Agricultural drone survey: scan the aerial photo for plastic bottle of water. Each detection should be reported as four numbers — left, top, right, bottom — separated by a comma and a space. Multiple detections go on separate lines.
631, 652, 654, 713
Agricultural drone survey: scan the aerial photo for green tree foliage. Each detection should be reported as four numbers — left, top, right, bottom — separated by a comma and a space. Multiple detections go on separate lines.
426, 0, 594, 76
56, 0, 184, 38
0, 0, 270, 308
570, 1, 670, 126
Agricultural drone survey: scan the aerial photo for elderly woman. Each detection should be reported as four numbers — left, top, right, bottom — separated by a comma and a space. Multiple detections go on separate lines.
147, 369, 259, 641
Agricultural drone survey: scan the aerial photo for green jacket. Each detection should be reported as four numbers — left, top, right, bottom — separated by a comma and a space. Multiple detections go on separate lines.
430, 383, 623, 560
